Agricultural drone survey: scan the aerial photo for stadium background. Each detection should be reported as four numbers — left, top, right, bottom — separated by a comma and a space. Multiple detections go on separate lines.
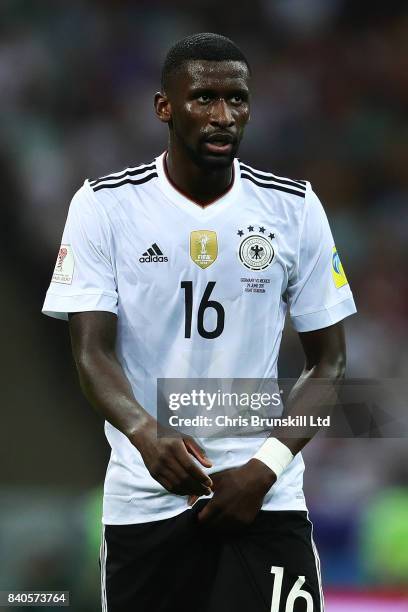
1, 1, 408, 610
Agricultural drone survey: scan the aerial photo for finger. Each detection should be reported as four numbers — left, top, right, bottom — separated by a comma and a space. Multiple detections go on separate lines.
209, 472, 222, 489
199, 503, 240, 533
184, 438, 213, 468
158, 474, 177, 494
161, 460, 212, 497
197, 498, 221, 525
172, 455, 213, 495
174, 444, 213, 490
154, 463, 184, 494
188, 494, 199, 506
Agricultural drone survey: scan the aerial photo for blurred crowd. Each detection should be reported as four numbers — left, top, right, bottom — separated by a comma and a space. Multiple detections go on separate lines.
1, 0, 407, 372
1, 0, 408, 605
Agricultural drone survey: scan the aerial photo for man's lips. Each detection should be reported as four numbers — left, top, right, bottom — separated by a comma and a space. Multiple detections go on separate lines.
204, 141, 233, 154
203, 134, 235, 154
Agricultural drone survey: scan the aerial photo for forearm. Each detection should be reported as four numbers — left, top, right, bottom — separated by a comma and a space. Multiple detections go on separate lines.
74, 350, 151, 438
275, 357, 345, 456
68, 312, 212, 497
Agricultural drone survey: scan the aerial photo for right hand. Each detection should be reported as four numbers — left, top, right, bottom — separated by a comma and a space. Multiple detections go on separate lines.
129, 414, 213, 497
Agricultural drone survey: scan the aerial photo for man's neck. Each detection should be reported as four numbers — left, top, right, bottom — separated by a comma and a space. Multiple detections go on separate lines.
165, 147, 233, 206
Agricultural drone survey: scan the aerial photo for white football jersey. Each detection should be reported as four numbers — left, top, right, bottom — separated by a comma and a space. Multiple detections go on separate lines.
43, 152, 356, 524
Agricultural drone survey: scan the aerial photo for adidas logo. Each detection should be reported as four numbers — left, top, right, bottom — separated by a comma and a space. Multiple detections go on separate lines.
139, 243, 168, 263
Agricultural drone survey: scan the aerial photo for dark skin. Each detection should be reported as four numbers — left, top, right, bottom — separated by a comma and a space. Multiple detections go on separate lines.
69, 311, 213, 497
190, 324, 346, 529
69, 59, 347, 531
154, 60, 250, 204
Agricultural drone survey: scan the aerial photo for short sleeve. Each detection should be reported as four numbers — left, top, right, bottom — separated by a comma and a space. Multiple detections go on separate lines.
287, 184, 356, 332
42, 182, 118, 321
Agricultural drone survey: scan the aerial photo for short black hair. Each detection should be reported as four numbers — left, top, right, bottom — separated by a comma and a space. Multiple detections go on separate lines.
161, 33, 250, 91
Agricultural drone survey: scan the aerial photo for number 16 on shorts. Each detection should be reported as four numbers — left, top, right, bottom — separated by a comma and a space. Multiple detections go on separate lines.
271, 567, 314, 612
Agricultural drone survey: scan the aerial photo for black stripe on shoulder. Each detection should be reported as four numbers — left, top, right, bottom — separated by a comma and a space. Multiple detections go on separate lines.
241, 172, 306, 198
241, 167, 306, 192
239, 162, 306, 189
92, 172, 158, 192
90, 161, 156, 187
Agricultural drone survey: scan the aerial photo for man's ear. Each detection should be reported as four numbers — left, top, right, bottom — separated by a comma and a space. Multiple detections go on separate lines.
154, 92, 172, 123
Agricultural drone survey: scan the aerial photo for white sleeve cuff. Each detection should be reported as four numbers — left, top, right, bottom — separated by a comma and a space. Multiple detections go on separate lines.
290, 296, 357, 332
42, 290, 118, 321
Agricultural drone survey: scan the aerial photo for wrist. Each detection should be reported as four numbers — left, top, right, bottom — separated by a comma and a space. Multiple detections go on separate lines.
126, 412, 155, 448
247, 458, 277, 491
252, 437, 294, 480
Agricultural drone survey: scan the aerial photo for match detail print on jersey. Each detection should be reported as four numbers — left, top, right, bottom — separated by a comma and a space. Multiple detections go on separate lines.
190, 230, 218, 269
331, 246, 348, 288
52, 244, 74, 284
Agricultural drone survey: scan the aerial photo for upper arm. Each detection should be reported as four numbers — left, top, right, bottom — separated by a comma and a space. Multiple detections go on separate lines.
42, 183, 118, 321
69, 311, 118, 364
286, 184, 356, 333
298, 321, 346, 372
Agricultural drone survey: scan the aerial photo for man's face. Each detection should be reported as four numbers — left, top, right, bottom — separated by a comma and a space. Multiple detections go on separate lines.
156, 60, 251, 167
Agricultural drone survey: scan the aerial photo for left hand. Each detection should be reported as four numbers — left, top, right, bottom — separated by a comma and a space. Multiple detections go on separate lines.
190, 459, 277, 531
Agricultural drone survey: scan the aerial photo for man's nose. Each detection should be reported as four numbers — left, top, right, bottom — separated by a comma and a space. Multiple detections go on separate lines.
209, 99, 235, 128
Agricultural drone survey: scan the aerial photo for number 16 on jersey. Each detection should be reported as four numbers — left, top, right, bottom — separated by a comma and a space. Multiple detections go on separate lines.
181, 281, 225, 339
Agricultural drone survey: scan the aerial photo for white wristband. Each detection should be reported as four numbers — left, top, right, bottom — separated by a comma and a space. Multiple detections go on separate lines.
253, 438, 294, 479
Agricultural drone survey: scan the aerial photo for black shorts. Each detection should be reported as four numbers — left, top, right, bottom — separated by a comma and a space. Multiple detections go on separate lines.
100, 500, 324, 612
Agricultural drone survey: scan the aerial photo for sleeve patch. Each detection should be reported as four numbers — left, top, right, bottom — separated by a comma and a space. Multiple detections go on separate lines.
52, 244, 75, 285
331, 246, 348, 288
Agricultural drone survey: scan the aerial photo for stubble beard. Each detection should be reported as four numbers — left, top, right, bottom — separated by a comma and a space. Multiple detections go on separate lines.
171, 127, 239, 171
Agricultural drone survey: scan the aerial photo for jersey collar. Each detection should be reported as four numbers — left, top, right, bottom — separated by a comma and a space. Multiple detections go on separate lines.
155, 151, 241, 218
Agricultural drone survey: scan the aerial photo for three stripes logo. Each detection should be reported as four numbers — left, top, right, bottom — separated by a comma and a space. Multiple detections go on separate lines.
139, 243, 168, 263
